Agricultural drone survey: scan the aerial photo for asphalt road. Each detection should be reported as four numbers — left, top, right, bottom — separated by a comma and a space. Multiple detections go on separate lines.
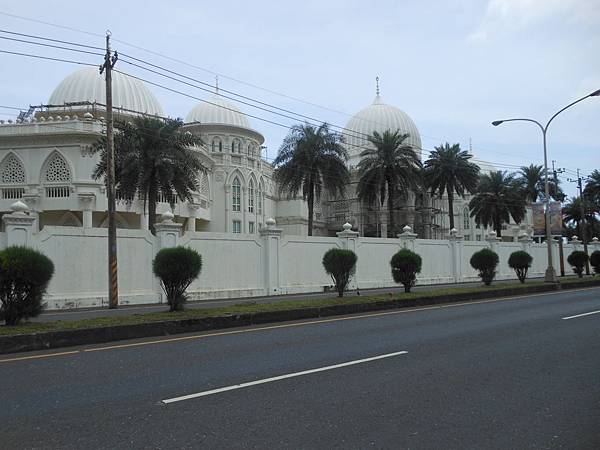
33, 276, 564, 322
2, 286, 600, 449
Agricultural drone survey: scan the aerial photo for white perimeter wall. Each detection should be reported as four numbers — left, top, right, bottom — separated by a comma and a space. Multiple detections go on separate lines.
0, 215, 596, 310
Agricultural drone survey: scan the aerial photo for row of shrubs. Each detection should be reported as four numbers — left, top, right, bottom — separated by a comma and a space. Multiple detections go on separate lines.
323, 247, 600, 297
2, 245, 600, 326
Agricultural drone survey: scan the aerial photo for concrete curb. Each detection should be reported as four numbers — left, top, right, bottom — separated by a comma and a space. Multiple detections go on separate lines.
1, 279, 599, 355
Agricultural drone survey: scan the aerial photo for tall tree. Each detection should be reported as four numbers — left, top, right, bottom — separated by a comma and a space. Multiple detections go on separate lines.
468, 171, 526, 237
584, 169, 600, 205
357, 130, 422, 237
93, 117, 204, 234
423, 143, 480, 230
273, 123, 350, 236
518, 163, 565, 203
562, 197, 599, 238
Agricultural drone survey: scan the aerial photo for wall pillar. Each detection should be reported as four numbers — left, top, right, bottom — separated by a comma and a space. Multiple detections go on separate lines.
486, 230, 500, 252
187, 203, 199, 232
259, 217, 282, 295
337, 222, 360, 290
448, 228, 463, 283
518, 230, 533, 252
3, 201, 36, 247
154, 210, 182, 249
397, 225, 417, 251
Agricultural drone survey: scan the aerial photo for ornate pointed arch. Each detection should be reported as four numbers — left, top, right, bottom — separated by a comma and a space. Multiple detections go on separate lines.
0, 152, 26, 184
41, 150, 72, 184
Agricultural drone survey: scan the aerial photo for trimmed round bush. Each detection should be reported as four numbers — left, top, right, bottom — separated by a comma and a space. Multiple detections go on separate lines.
390, 249, 422, 293
508, 250, 533, 283
322, 248, 357, 297
153, 246, 202, 311
567, 250, 589, 278
0, 246, 54, 326
590, 251, 600, 275
470, 248, 499, 286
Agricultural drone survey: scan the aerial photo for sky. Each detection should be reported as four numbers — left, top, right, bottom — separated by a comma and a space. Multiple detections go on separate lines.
0, 0, 598, 199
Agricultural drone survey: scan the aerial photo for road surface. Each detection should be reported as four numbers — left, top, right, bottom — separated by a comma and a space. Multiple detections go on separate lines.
1, 286, 599, 449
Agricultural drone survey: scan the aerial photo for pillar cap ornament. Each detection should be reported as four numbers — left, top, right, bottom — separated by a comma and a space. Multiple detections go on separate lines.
161, 210, 175, 223
266, 217, 276, 227
592, 237, 599, 243
10, 200, 29, 214
343, 222, 352, 231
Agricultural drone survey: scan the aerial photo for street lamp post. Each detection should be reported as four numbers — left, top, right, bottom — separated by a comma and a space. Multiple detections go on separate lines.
492, 89, 600, 283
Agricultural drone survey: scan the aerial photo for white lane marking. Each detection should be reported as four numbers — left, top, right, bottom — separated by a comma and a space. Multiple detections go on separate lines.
161, 350, 408, 404
562, 310, 600, 320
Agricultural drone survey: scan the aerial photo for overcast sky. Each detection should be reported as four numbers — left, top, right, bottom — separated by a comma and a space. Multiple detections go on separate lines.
1, 0, 598, 199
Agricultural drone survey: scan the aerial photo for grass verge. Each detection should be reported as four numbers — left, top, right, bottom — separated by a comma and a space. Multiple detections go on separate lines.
1, 277, 599, 337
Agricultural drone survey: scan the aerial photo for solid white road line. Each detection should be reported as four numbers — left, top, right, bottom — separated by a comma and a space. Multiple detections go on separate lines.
161, 350, 408, 404
562, 310, 600, 320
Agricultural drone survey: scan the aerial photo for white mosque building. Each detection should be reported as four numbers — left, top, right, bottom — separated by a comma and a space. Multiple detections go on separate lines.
0, 67, 531, 240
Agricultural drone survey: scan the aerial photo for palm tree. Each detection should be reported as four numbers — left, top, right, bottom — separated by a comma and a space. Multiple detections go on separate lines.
357, 130, 422, 237
518, 164, 566, 203
423, 143, 480, 231
93, 117, 204, 234
584, 169, 600, 205
468, 171, 526, 237
273, 123, 350, 236
562, 197, 599, 238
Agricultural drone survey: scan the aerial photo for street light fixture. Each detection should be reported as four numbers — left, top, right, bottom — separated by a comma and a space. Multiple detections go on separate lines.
492, 89, 599, 282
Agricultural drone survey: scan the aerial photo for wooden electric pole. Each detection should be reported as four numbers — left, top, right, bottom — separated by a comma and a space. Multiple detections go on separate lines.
568, 169, 590, 275
100, 31, 119, 308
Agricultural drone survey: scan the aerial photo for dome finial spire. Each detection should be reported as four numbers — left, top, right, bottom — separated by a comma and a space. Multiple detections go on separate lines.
375, 76, 380, 96
215, 75, 219, 94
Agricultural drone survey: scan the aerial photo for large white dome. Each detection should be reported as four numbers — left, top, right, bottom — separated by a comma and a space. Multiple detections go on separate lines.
343, 94, 421, 166
186, 95, 252, 129
48, 67, 164, 116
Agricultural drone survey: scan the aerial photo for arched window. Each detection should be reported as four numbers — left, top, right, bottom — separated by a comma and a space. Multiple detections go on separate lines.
200, 171, 210, 198
0, 154, 26, 184
258, 181, 264, 216
247, 144, 253, 157
248, 179, 254, 213
43, 152, 71, 198
43, 152, 71, 183
232, 177, 241, 212
231, 139, 241, 153
463, 208, 470, 230
211, 137, 222, 152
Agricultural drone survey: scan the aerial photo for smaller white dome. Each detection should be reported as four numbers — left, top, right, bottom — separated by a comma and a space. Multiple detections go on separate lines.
48, 67, 164, 116
186, 95, 252, 129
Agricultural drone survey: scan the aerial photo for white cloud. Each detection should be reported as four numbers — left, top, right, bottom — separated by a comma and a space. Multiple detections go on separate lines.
469, 0, 600, 41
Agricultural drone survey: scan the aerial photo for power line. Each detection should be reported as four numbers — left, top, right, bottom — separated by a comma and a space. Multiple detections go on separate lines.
0, 35, 104, 56
0, 28, 104, 50
0, 48, 96, 66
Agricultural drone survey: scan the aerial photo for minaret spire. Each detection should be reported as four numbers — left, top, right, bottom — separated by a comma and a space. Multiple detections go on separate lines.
215, 75, 219, 94
376, 76, 380, 96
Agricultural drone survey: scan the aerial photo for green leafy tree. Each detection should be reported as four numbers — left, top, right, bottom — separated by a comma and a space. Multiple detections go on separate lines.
322, 248, 357, 297
0, 247, 54, 326
153, 246, 202, 311
470, 248, 499, 286
273, 123, 350, 236
567, 250, 589, 278
508, 250, 533, 283
93, 117, 204, 234
562, 197, 599, 239
590, 250, 600, 275
468, 171, 526, 238
518, 164, 565, 203
357, 130, 422, 237
390, 249, 422, 293
424, 143, 480, 230
584, 170, 600, 205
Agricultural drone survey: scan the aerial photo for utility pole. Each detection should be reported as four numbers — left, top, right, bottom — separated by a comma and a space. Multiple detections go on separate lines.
99, 31, 119, 308
568, 169, 590, 275
552, 160, 565, 276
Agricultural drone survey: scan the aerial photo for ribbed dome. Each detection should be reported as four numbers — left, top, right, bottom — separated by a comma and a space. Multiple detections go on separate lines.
48, 67, 164, 116
343, 95, 421, 166
186, 95, 252, 129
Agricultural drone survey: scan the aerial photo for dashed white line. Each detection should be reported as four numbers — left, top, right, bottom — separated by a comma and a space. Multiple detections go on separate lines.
562, 310, 600, 320
161, 350, 408, 404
